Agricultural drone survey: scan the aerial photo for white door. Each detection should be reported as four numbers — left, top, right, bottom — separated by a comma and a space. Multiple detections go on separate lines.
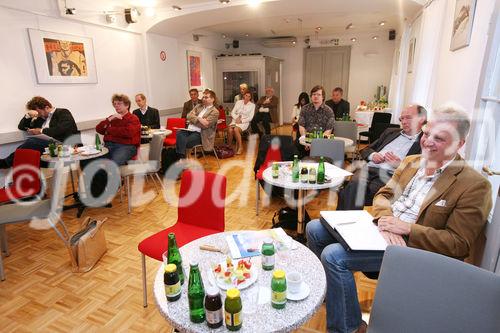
304, 46, 351, 98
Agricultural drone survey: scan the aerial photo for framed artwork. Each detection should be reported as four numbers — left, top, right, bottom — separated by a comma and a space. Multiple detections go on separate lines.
28, 29, 98, 84
187, 50, 202, 89
407, 38, 416, 73
450, 0, 477, 51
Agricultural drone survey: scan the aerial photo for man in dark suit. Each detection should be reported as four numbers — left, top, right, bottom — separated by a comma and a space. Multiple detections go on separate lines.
337, 104, 427, 210
181, 88, 202, 119
250, 86, 279, 137
325, 87, 350, 119
0, 96, 79, 168
132, 93, 160, 129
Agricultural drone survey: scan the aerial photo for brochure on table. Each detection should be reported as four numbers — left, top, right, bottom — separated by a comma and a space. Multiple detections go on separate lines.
226, 228, 295, 259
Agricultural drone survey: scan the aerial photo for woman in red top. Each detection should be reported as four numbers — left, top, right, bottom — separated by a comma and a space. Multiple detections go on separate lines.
96, 94, 141, 166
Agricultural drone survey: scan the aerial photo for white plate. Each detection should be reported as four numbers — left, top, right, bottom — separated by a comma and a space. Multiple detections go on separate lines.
287, 282, 310, 301
80, 150, 100, 156
213, 259, 258, 290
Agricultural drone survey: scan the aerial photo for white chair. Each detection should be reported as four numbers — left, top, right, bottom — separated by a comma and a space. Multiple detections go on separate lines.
368, 246, 500, 332
120, 132, 167, 214
310, 139, 345, 168
0, 162, 69, 281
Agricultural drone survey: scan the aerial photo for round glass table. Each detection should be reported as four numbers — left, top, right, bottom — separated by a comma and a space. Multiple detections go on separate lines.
153, 232, 327, 332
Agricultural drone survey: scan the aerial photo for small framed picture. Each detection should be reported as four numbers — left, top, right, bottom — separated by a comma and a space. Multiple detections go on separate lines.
450, 0, 477, 51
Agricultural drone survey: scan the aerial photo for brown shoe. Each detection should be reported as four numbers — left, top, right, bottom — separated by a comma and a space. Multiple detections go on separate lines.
354, 321, 367, 333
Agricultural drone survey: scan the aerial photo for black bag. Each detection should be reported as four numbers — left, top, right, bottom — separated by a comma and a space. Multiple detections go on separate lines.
159, 147, 180, 174
272, 206, 311, 231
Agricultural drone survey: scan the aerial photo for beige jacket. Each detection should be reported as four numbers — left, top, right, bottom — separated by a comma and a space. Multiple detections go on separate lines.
186, 104, 219, 151
373, 155, 492, 260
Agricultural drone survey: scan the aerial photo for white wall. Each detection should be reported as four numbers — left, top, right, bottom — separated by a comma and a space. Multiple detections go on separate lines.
237, 33, 395, 122
431, 0, 496, 113
146, 33, 224, 111
0, 5, 147, 133
403, 15, 423, 106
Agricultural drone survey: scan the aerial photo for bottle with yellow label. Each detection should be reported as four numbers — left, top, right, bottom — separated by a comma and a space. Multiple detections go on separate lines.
271, 269, 287, 309
164, 263, 181, 302
225, 288, 242, 331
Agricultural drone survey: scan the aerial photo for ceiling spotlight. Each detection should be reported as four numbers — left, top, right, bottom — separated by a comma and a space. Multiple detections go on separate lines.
315, 26, 322, 31
372, 36, 379, 40
64, 0, 75, 15
222, 34, 227, 39
379, 21, 386, 26
172, 5, 182, 11
219, 0, 231, 3
346, 23, 354, 30
244, 33, 249, 37
292, 41, 296, 45
350, 37, 357, 42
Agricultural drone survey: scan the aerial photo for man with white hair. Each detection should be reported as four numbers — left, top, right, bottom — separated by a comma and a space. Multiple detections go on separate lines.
250, 86, 279, 137
306, 105, 492, 333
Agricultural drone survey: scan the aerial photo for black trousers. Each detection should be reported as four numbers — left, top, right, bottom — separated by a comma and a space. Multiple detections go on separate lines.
337, 166, 392, 210
1, 137, 49, 168
250, 112, 272, 136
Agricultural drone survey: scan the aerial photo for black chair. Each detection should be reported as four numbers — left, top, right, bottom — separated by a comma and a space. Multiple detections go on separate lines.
368, 123, 400, 143
359, 112, 392, 143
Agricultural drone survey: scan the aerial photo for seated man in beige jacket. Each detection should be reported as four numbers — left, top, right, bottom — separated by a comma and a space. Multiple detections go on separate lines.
306, 105, 492, 333
175, 90, 219, 158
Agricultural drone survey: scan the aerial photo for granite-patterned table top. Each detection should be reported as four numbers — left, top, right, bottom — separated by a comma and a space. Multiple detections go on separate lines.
153, 232, 326, 332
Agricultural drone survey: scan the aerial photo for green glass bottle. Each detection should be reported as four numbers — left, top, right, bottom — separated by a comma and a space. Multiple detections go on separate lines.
271, 269, 287, 309
188, 261, 206, 323
261, 238, 275, 271
272, 162, 279, 179
292, 155, 299, 183
95, 133, 102, 151
317, 156, 325, 184
318, 127, 324, 139
225, 288, 243, 331
167, 233, 185, 285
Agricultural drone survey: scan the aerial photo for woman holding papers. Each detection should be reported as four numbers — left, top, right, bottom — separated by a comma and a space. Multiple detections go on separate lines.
227, 91, 255, 155
306, 106, 492, 333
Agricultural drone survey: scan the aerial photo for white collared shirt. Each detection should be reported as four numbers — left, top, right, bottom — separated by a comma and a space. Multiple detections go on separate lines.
187, 105, 211, 132
42, 109, 55, 129
368, 131, 421, 171
140, 105, 148, 115
391, 157, 455, 223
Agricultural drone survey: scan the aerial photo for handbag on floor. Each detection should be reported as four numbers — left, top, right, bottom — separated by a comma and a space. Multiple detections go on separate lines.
272, 206, 311, 231
214, 144, 235, 159
68, 217, 108, 273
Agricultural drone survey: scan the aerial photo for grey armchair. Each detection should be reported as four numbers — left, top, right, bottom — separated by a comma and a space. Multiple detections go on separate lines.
368, 246, 500, 333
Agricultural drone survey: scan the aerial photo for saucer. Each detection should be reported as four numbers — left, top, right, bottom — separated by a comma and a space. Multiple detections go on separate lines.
287, 282, 310, 301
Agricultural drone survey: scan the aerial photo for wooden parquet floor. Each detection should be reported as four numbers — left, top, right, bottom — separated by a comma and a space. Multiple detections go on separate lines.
0, 126, 375, 332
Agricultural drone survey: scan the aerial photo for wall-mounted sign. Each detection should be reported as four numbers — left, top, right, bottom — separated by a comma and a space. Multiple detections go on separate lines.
160, 51, 167, 61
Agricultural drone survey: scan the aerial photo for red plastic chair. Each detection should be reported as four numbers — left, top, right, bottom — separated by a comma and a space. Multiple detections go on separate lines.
163, 118, 186, 147
255, 146, 282, 215
0, 149, 41, 204
216, 106, 227, 142
138, 169, 226, 306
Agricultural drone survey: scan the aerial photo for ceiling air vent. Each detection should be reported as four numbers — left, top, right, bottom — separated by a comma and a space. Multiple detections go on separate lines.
260, 36, 298, 48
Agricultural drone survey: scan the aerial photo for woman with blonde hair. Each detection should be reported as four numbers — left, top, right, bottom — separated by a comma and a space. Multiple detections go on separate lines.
227, 91, 255, 154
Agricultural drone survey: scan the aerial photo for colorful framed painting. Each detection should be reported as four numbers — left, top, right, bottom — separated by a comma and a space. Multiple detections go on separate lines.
28, 29, 98, 84
450, 0, 477, 51
187, 50, 202, 89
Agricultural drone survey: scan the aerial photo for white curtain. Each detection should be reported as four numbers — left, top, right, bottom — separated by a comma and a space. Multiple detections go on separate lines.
411, 0, 447, 108
388, 21, 411, 120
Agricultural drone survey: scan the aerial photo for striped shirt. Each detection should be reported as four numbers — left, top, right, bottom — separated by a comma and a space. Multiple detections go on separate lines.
391, 157, 455, 223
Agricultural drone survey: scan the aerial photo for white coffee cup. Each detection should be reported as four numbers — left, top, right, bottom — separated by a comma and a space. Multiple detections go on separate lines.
287, 271, 303, 294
